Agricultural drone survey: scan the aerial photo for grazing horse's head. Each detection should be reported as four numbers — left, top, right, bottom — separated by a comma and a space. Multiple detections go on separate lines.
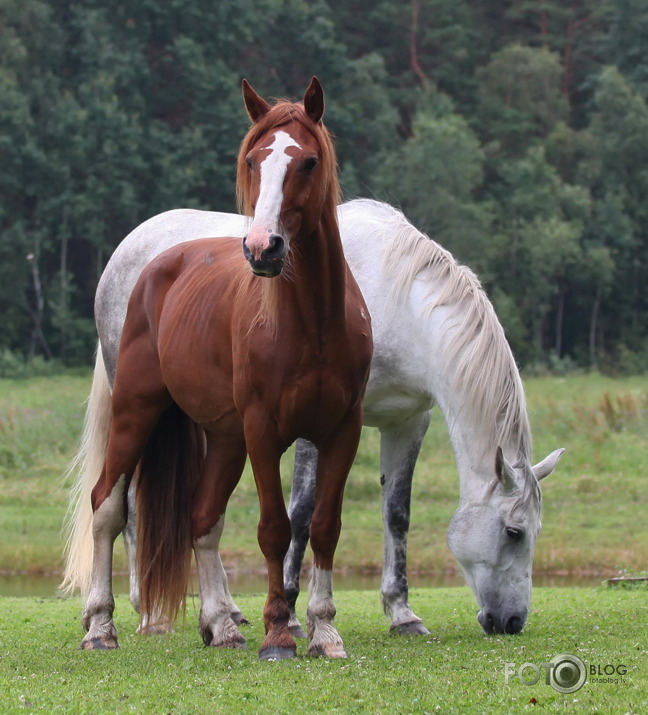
237, 77, 340, 277
447, 447, 563, 635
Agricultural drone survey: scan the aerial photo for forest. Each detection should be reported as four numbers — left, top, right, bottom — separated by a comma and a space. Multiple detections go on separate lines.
1, 0, 647, 373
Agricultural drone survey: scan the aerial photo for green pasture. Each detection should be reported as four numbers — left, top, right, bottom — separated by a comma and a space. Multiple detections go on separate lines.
0, 373, 647, 713
0, 372, 646, 577
1, 586, 647, 714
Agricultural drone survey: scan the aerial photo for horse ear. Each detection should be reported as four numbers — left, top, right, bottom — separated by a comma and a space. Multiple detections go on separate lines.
242, 79, 271, 123
303, 76, 325, 124
532, 448, 565, 482
495, 447, 518, 493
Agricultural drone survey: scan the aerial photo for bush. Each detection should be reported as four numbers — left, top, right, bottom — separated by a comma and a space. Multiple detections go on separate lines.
0, 350, 64, 379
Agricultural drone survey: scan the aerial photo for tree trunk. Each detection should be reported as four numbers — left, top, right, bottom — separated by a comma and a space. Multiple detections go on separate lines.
555, 285, 565, 358
409, 0, 430, 92
589, 287, 601, 369
27, 241, 53, 361
60, 224, 68, 359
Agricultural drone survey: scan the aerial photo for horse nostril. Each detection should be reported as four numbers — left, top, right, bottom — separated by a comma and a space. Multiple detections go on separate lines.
505, 615, 524, 634
478, 610, 496, 634
242, 236, 252, 261
263, 234, 285, 260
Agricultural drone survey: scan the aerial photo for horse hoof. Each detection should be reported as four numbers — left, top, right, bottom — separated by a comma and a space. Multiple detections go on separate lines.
259, 646, 296, 661
289, 624, 308, 639
81, 636, 118, 650
231, 612, 250, 626
391, 621, 431, 636
307, 643, 347, 658
137, 623, 174, 635
203, 633, 247, 650
211, 639, 247, 650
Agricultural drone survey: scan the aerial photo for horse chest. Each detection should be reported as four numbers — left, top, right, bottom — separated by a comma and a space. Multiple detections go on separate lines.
237, 339, 362, 442
277, 369, 351, 440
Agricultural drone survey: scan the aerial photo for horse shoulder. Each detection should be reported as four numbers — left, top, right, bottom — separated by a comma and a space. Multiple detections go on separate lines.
135, 247, 189, 324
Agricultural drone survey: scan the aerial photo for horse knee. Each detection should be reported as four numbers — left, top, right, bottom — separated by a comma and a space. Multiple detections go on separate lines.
309, 512, 341, 561
258, 513, 291, 561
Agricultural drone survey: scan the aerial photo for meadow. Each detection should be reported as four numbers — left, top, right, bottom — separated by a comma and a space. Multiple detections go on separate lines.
1, 586, 647, 714
0, 372, 647, 578
0, 373, 647, 713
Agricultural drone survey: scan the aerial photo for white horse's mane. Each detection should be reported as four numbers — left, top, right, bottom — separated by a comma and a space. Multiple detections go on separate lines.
356, 200, 535, 504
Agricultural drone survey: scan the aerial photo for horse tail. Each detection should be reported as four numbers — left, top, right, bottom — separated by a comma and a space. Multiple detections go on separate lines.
137, 402, 203, 626
61, 346, 113, 595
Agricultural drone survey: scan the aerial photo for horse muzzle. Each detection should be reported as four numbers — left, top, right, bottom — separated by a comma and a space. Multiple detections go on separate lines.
242, 233, 287, 277
478, 608, 527, 635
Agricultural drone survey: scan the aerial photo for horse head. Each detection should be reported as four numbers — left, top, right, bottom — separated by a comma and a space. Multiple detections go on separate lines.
447, 447, 564, 634
238, 77, 338, 277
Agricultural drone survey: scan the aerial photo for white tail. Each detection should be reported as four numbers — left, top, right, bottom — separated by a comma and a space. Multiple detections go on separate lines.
60, 346, 112, 595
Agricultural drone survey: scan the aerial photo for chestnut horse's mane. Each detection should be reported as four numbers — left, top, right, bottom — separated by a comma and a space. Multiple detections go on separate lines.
235, 100, 341, 223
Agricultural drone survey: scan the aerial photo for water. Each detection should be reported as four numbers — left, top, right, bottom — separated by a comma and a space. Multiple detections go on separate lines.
0, 570, 606, 598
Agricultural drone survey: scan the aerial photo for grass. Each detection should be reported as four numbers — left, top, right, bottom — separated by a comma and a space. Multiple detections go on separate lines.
1, 373, 647, 712
0, 586, 646, 714
0, 372, 647, 577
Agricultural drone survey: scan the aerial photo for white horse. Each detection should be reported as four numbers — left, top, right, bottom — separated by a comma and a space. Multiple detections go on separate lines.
63, 199, 563, 636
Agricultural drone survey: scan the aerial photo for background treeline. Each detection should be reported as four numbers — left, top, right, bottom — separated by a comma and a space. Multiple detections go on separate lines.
2, 0, 648, 373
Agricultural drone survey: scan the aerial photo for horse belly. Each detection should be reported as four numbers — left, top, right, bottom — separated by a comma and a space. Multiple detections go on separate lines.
361, 352, 434, 429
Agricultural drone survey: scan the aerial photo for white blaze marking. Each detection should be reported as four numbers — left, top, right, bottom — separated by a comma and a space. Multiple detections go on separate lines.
250, 130, 301, 240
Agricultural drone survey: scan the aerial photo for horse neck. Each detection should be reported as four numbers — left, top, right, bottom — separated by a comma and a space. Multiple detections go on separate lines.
272, 210, 348, 335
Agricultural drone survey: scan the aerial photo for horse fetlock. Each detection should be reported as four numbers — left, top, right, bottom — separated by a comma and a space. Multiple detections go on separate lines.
82, 597, 115, 632
288, 609, 307, 639
306, 588, 346, 657
230, 610, 250, 626
306, 597, 336, 629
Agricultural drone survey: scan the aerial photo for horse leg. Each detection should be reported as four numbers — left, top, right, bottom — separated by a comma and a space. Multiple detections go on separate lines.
123, 479, 143, 616
80, 333, 170, 650
192, 432, 248, 649
380, 412, 431, 636
284, 438, 318, 638
306, 412, 363, 658
81, 398, 167, 649
125, 457, 248, 636
80, 467, 127, 650
245, 423, 296, 660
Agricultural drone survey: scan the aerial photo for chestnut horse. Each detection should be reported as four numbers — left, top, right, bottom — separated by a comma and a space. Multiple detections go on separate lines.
78, 78, 372, 660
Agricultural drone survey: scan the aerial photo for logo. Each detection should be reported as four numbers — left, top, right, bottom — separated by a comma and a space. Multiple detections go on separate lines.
505, 654, 628, 694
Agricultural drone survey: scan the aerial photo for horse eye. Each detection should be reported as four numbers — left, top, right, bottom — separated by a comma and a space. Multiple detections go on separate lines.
302, 157, 318, 173
245, 157, 254, 170
506, 527, 524, 542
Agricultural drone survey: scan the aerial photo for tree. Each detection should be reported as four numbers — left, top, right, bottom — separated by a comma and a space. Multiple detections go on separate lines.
372, 98, 489, 264
476, 44, 567, 157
